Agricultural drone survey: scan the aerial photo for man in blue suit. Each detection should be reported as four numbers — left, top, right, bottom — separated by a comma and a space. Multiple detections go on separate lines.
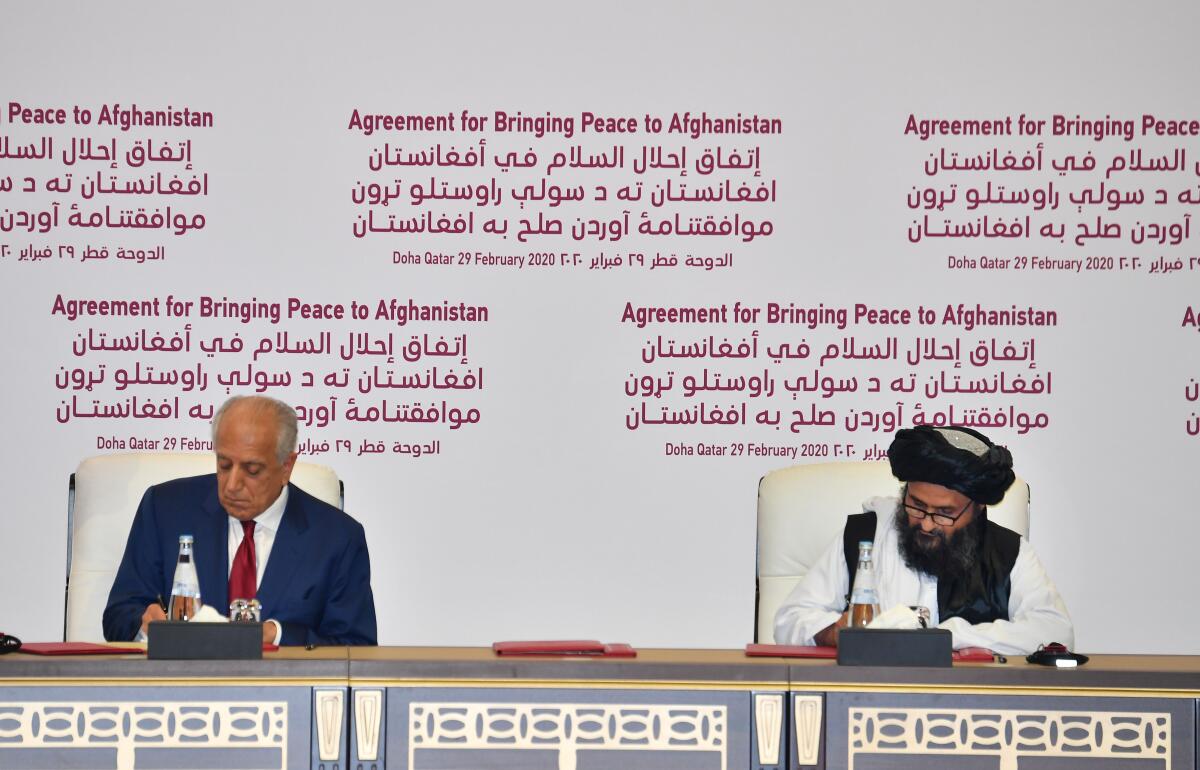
103, 395, 377, 646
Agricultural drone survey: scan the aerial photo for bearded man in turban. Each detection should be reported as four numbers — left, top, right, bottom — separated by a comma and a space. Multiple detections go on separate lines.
774, 426, 1072, 655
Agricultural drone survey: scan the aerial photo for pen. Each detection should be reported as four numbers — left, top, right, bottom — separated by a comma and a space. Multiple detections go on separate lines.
157, 594, 168, 613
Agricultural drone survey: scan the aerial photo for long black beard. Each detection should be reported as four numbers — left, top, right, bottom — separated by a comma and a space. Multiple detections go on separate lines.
893, 501, 983, 580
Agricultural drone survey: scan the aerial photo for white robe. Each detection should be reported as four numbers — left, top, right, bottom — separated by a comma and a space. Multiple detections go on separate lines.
773, 495, 1074, 655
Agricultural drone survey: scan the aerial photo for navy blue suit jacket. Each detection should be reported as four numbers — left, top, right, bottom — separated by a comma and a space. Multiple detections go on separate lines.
103, 474, 377, 645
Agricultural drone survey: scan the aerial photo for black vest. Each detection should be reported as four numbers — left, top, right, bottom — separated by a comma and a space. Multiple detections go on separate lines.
842, 510, 1020, 625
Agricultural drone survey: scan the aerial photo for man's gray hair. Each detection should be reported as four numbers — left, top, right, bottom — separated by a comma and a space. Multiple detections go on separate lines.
211, 395, 299, 463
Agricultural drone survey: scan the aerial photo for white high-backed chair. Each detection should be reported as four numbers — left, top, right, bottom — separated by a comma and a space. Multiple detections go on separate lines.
755, 461, 1029, 644
65, 452, 343, 642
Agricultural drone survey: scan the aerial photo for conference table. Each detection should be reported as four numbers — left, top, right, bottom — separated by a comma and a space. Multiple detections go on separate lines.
0, 646, 1195, 769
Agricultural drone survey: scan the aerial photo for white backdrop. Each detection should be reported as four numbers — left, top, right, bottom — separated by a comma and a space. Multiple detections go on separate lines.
2, 1, 1197, 653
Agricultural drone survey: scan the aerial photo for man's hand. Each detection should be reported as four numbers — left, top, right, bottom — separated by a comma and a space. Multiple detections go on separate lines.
140, 603, 166, 636
813, 610, 850, 647
262, 619, 281, 646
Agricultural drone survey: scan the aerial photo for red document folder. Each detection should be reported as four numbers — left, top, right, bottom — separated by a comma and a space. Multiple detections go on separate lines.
952, 647, 999, 662
745, 643, 837, 658
19, 642, 146, 656
745, 643, 999, 662
493, 640, 637, 658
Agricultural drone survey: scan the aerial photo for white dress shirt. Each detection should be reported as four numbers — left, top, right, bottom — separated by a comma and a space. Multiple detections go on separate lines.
774, 495, 1074, 655
227, 486, 288, 644
227, 486, 287, 588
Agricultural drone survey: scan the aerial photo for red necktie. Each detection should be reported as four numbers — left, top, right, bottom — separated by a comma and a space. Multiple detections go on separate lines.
229, 520, 257, 602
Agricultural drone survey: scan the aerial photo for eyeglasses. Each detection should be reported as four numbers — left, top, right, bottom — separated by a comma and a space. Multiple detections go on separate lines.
903, 495, 974, 526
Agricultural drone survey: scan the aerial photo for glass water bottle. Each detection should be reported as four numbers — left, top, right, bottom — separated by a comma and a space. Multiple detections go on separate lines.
168, 534, 203, 621
848, 540, 880, 628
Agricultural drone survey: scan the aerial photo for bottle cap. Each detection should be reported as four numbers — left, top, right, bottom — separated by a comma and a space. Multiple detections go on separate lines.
179, 534, 194, 544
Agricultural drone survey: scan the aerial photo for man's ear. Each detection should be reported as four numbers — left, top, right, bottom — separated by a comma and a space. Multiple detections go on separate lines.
281, 451, 299, 482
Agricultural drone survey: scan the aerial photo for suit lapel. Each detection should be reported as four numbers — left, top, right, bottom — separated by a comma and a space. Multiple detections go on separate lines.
198, 484, 230, 611
257, 484, 307, 611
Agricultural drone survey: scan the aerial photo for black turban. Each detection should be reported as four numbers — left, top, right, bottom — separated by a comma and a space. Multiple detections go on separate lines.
887, 426, 1015, 505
